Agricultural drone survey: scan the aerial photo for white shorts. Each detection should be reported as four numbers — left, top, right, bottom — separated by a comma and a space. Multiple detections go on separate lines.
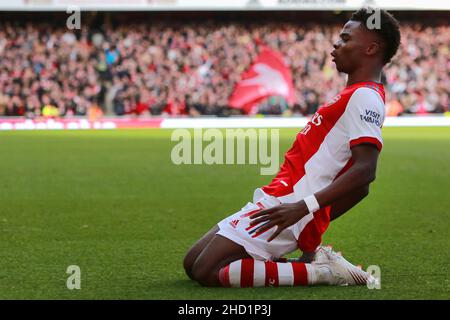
216, 188, 314, 261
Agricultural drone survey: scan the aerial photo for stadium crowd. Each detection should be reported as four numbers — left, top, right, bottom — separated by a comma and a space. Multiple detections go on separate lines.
0, 19, 448, 118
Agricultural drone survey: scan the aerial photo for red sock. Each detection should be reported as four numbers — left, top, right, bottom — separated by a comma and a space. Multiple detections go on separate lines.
218, 258, 309, 287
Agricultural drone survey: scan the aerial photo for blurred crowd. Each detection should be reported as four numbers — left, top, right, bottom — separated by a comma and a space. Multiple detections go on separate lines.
0, 19, 448, 118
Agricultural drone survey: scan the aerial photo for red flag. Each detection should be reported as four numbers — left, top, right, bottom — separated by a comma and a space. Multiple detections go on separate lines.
229, 47, 296, 114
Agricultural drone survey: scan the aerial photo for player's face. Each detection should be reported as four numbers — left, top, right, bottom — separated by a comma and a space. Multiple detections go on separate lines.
331, 21, 367, 74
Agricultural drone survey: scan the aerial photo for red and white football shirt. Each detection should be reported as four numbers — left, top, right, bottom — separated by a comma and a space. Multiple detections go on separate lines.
262, 81, 385, 202
260, 81, 386, 252
217, 81, 386, 257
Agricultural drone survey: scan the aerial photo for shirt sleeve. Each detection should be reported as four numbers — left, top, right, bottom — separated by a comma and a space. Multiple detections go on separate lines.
344, 87, 385, 151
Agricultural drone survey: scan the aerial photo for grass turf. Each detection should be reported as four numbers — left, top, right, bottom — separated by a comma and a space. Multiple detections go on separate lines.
0, 127, 449, 299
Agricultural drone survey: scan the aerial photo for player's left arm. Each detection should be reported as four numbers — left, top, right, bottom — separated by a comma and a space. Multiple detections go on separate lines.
249, 144, 379, 242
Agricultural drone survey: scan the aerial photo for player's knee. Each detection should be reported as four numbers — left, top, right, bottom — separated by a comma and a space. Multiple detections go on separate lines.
183, 251, 196, 280
190, 262, 207, 283
191, 262, 218, 287
195, 273, 218, 287
362, 184, 370, 197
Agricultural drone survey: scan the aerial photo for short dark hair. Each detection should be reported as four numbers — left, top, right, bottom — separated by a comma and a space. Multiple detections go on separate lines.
350, 7, 401, 64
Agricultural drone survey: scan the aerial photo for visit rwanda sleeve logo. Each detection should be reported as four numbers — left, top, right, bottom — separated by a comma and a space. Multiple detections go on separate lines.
360, 109, 382, 127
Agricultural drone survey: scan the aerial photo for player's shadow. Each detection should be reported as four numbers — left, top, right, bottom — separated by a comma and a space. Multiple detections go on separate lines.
173, 279, 195, 286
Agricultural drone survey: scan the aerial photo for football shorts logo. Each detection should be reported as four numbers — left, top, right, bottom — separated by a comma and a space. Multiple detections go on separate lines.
229, 219, 240, 228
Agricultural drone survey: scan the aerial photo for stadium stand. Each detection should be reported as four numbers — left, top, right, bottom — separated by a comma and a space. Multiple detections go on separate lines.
0, 11, 448, 118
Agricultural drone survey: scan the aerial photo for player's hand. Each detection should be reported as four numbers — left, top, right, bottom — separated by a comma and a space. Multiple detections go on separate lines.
248, 201, 309, 242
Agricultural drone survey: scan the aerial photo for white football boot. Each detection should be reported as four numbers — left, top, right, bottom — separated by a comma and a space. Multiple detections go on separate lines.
312, 245, 376, 286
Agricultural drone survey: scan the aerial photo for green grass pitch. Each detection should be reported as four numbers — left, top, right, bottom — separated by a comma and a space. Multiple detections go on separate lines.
0, 127, 449, 299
